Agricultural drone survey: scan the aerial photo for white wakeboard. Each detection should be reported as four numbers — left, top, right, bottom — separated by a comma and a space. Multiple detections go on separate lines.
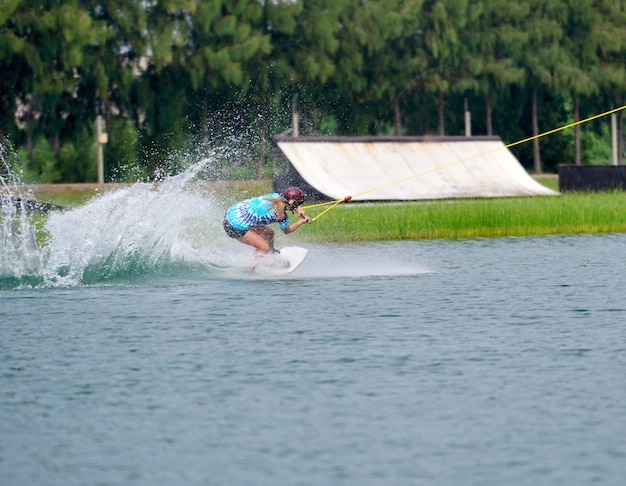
253, 246, 308, 277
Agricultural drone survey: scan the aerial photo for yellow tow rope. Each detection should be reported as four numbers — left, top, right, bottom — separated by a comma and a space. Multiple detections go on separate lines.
302, 104, 626, 222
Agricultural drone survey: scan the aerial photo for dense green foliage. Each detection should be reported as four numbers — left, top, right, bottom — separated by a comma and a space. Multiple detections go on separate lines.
2, 0, 625, 182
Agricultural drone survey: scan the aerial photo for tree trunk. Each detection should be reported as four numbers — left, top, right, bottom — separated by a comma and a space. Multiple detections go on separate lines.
617, 111, 624, 165
574, 100, 581, 165
51, 134, 61, 154
105, 99, 112, 144
438, 92, 445, 136
485, 95, 493, 136
464, 98, 471, 136
201, 100, 209, 155
394, 98, 402, 136
532, 87, 542, 174
25, 132, 32, 152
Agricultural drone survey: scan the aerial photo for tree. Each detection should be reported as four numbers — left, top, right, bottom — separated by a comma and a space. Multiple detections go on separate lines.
184, 0, 273, 177
460, 0, 528, 135
579, 0, 626, 165
559, 0, 603, 166
0, 0, 27, 145
2, 0, 626, 180
518, 0, 568, 173
419, 0, 470, 136
1, 0, 109, 181
81, 0, 150, 180
330, 0, 426, 135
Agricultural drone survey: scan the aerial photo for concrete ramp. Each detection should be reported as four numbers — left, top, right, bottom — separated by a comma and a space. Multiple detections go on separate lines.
273, 136, 558, 201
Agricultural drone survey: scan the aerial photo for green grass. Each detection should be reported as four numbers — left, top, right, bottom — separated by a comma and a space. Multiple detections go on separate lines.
533, 175, 559, 192
31, 185, 103, 207
301, 192, 626, 242
12, 178, 626, 243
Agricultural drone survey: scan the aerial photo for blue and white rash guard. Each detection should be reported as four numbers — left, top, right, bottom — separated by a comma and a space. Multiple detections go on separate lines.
225, 193, 290, 231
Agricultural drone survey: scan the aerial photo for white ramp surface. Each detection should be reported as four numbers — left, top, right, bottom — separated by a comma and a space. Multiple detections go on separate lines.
276, 137, 558, 200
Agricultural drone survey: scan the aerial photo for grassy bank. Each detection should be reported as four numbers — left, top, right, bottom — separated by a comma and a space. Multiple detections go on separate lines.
18, 177, 626, 242
301, 192, 626, 242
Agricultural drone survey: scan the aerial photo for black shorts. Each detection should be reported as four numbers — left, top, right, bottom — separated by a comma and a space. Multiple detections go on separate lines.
223, 218, 247, 239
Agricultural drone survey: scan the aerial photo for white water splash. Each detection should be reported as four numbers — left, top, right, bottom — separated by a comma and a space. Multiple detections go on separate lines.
3, 153, 433, 287
1, 160, 254, 288
1, 197, 45, 282
1, 147, 46, 283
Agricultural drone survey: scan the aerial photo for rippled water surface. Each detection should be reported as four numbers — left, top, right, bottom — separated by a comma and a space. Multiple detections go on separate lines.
2, 233, 626, 485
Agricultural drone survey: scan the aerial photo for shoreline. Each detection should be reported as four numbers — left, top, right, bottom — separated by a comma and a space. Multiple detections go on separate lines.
8, 175, 626, 243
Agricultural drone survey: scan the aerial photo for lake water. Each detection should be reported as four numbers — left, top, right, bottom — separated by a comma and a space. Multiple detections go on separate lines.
2, 173, 626, 485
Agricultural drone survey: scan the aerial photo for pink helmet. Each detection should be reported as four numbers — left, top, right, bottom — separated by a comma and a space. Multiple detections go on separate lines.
282, 186, 305, 207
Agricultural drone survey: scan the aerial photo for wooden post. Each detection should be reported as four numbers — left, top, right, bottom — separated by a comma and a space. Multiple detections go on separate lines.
292, 95, 299, 137
96, 115, 107, 184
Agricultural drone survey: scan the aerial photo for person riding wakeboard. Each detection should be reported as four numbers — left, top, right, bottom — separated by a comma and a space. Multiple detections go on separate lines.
223, 187, 311, 263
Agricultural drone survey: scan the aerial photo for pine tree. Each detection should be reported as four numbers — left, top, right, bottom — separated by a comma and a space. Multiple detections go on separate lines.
332, 0, 426, 135
0, 0, 27, 144
460, 0, 529, 135
1, 0, 109, 180
518, 0, 568, 173
419, 0, 470, 135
